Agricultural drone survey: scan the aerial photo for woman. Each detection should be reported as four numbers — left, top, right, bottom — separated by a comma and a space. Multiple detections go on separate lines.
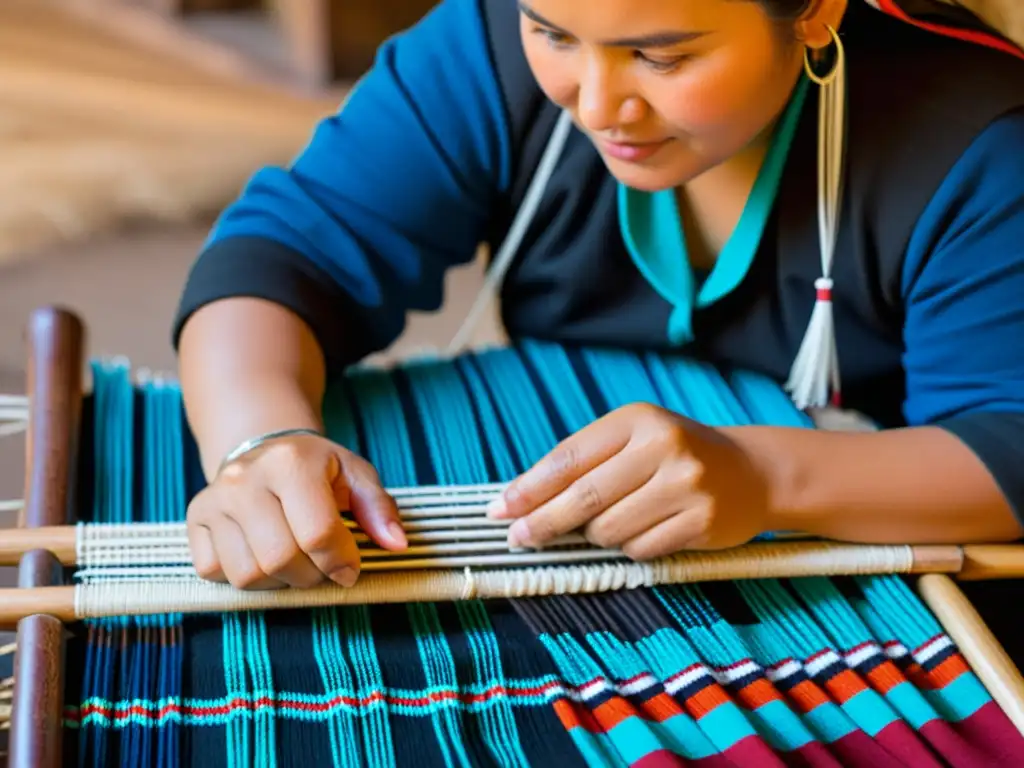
173, 0, 1024, 602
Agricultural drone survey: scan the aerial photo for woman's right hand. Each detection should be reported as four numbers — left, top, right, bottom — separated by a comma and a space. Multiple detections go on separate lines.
185, 432, 407, 590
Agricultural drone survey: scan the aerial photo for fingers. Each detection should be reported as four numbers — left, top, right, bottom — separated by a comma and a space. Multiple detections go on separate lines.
335, 453, 407, 551
621, 503, 715, 561
582, 476, 692, 550
504, 443, 658, 549
188, 518, 223, 582
227, 487, 325, 588
489, 410, 634, 521
198, 513, 285, 590
272, 459, 363, 588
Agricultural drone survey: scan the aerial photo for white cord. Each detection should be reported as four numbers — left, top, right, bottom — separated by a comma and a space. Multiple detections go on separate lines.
0, 395, 29, 440
0, 422, 27, 438
786, 29, 847, 410
445, 110, 575, 355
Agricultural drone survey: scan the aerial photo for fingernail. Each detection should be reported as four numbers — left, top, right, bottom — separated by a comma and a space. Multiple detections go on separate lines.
486, 496, 507, 519
387, 521, 407, 547
332, 566, 359, 588
507, 519, 529, 549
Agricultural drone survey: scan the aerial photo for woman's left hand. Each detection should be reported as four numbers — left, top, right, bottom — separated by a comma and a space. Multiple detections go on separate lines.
486, 402, 774, 560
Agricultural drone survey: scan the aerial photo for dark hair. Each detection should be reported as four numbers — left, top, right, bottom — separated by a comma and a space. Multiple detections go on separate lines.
757, 0, 813, 20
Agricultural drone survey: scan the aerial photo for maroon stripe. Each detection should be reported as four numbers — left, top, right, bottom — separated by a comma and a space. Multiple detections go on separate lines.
870, 720, 945, 767
920, 701, 1024, 766
628, 749, 687, 767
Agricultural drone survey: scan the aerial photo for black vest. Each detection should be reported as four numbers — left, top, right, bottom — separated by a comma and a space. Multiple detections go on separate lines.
476, 0, 1024, 427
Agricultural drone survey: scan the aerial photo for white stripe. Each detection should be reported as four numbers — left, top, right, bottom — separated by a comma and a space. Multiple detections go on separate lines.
713, 660, 760, 686
766, 659, 802, 683
805, 650, 842, 678
915, 635, 953, 665
884, 643, 909, 660
664, 665, 712, 695
844, 643, 882, 669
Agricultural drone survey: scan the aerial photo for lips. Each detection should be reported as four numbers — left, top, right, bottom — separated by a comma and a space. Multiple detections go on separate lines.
598, 137, 671, 162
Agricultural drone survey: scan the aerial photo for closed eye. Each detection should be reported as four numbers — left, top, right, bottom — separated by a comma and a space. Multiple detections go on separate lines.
636, 52, 690, 73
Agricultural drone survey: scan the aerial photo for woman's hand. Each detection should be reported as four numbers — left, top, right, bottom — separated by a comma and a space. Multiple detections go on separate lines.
486, 403, 773, 560
186, 433, 407, 590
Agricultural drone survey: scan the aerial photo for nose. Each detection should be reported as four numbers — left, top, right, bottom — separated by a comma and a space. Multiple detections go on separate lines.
575, 56, 641, 134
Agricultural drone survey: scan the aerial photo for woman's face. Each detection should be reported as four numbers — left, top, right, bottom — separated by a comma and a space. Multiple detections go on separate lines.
520, 0, 836, 192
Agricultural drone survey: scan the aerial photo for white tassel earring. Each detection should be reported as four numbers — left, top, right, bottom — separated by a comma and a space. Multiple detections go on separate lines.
785, 25, 847, 410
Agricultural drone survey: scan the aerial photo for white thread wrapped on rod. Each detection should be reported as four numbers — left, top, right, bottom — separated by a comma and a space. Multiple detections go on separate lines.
786, 32, 847, 409
71, 542, 929, 620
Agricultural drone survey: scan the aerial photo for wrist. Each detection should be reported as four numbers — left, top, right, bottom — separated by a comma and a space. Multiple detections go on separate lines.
188, 375, 325, 480
720, 425, 809, 534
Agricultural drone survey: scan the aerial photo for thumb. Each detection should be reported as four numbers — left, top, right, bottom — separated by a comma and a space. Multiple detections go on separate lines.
328, 451, 407, 551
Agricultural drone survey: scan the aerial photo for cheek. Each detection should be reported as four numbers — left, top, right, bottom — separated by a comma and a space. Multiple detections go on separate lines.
649, 47, 802, 139
521, 33, 578, 108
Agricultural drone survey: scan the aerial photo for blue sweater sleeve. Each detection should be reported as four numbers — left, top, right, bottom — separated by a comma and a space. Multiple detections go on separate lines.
901, 109, 1024, 522
171, 0, 512, 369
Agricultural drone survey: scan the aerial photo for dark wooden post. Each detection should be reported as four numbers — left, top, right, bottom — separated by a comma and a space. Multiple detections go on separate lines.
7, 308, 85, 768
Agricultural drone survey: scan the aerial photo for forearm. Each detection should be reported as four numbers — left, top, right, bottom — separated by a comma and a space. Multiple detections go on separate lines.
178, 297, 328, 480
727, 424, 1023, 544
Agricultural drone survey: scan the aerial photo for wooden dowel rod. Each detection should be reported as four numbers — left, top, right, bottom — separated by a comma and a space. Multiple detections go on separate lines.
918, 573, 1024, 736
0, 542, 968, 627
0, 527, 77, 566
958, 545, 1024, 581
0, 588, 75, 629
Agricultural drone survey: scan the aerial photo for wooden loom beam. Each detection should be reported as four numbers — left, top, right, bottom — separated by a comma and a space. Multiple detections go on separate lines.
7, 308, 84, 768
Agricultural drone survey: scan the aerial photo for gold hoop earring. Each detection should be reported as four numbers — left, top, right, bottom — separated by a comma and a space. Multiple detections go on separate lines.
804, 25, 843, 87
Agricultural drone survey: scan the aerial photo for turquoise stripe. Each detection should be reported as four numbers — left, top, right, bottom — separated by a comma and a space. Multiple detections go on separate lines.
472, 348, 559, 467
728, 369, 814, 428
580, 347, 663, 410
518, 339, 598, 434
840, 687, 901, 737
405, 359, 489, 483
883, 681, 941, 731
408, 603, 474, 767
603, 716, 679, 765
740, 699, 817, 752
564, 728, 625, 768
222, 614, 249, 768
342, 607, 396, 767
456, 602, 530, 767
246, 613, 278, 767
922, 670, 993, 723
322, 378, 361, 453
789, 578, 875, 655
348, 369, 418, 486
659, 358, 750, 426
312, 608, 363, 768
456, 357, 518, 479
801, 700, 858, 744
643, 712, 720, 761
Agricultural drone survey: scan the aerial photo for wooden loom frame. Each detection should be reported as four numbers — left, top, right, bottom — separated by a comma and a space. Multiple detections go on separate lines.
6, 305, 1024, 767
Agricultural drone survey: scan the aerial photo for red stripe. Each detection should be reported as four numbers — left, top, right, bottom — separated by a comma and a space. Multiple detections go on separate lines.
863, 659, 908, 696
638, 692, 686, 724
875, 0, 1024, 60
70, 679, 568, 723
823, 668, 870, 705
732, 677, 785, 710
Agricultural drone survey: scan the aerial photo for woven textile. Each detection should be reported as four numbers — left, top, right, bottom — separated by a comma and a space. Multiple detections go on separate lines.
63, 342, 1024, 766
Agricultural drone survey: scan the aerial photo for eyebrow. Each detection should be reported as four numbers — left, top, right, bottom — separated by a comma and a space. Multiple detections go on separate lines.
518, 2, 708, 47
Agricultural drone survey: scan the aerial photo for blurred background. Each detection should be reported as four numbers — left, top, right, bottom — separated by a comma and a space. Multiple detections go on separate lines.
0, 0, 498, 724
